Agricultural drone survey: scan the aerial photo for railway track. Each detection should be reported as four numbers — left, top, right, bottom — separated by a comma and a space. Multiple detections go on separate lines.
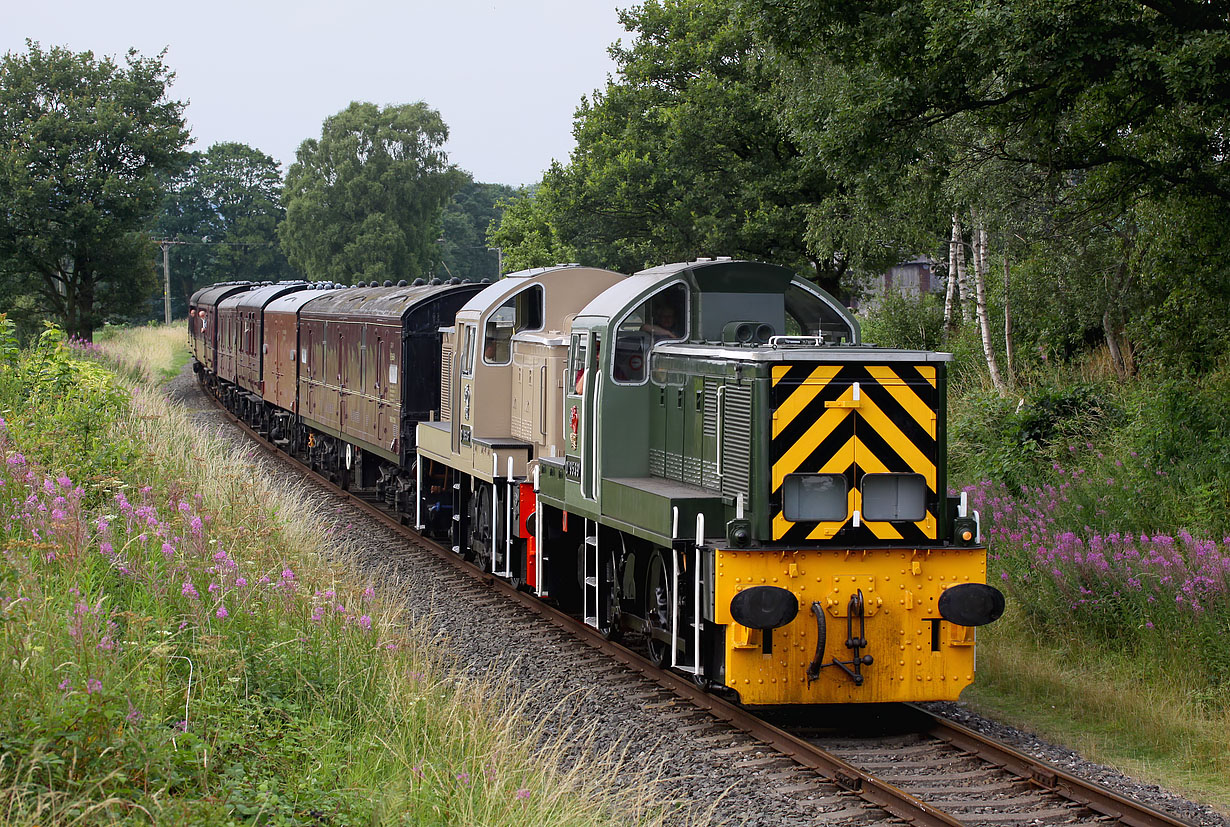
206, 391, 1198, 827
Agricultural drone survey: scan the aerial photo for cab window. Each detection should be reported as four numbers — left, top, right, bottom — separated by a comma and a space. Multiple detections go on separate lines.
612, 282, 688, 384
484, 285, 544, 365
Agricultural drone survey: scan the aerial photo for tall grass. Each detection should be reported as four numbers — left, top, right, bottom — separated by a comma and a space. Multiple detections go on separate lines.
0, 323, 681, 825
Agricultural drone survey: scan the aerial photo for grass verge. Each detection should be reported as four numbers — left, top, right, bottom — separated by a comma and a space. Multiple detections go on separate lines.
0, 322, 684, 825
968, 613, 1230, 813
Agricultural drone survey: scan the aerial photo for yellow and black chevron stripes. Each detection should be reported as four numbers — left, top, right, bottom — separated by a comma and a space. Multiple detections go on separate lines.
770, 362, 940, 544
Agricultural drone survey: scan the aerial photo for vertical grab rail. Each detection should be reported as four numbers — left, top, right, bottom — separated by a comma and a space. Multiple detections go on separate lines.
533, 465, 545, 597
585, 371, 602, 502
414, 453, 424, 530
716, 385, 725, 478
688, 514, 704, 675
539, 365, 547, 437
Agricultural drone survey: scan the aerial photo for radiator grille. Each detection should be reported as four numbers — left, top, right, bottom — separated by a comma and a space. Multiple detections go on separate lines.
440, 347, 453, 420
721, 385, 751, 500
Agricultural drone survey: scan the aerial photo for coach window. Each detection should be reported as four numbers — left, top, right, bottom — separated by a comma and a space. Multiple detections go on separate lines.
484, 285, 543, 366
613, 282, 688, 384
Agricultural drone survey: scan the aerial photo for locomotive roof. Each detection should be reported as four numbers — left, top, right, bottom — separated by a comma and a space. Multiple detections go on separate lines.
299, 282, 483, 322
455, 265, 626, 319
650, 341, 955, 363
192, 282, 257, 309
227, 281, 310, 312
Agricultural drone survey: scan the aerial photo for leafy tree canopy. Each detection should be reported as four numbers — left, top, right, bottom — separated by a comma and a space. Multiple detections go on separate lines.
0, 41, 189, 340
495, 0, 848, 292
156, 142, 295, 315
279, 101, 466, 283
436, 180, 514, 282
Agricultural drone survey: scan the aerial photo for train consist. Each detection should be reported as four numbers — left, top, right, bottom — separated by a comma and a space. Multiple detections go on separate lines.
189, 259, 1003, 706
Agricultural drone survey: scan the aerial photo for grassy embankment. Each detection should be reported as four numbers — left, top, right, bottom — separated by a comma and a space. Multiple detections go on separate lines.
0, 321, 682, 826
864, 301, 1230, 812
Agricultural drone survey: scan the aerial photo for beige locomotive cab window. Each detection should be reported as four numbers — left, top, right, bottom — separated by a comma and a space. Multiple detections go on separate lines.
614, 282, 688, 384
782, 473, 848, 522
461, 324, 477, 375
484, 285, 543, 365
862, 473, 927, 522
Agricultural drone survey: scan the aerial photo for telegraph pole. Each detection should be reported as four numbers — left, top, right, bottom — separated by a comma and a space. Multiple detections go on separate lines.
161, 242, 171, 324
153, 240, 187, 324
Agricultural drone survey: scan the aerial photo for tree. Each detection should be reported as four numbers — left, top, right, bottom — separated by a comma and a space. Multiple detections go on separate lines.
748, 0, 1230, 372
494, 0, 851, 292
279, 102, 466, 283
156, 142, 295, 314
436, 180, 514, 282
486, 189, 577, 274
0, 42, 189, 340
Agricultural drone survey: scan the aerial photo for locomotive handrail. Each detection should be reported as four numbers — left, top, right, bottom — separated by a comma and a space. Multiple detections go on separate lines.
769, 335, 825, 348
715, 385, 725, 478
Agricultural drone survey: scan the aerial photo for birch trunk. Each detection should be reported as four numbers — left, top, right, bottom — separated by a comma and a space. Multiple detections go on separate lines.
944, 213, 960, 332
953, 214, 971, 324
969, 208, 1005, 391
1003, 249, 1016, 385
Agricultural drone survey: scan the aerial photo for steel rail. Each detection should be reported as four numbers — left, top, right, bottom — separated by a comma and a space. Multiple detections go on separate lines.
908, 705, 1195, 827
202, 387, 1197, 827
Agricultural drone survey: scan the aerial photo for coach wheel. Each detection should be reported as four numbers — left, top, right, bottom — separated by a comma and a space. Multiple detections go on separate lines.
644, 549, 673, 667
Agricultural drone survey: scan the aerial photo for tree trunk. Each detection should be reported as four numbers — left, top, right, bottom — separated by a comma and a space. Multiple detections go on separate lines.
1003, 248, 1016, 386
954, 216, 972, 324
944, 212, 963, 332
1103, 309, 1130, 379
970, 208, 1005, 392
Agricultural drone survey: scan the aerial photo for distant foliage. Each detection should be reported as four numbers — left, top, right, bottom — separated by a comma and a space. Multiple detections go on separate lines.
280, 101, 466, 283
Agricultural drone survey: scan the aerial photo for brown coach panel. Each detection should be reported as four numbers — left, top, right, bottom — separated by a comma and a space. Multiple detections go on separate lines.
298, 282, 484, 463
192, 283, 254, 374
231, 282, 308, 396
263, 287, 337, 414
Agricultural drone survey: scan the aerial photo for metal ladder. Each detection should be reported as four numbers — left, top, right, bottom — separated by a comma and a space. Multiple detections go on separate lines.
583, 519, 599, 627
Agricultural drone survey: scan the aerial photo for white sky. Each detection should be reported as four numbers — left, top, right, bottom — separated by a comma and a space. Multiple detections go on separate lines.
4, 0, 638, 186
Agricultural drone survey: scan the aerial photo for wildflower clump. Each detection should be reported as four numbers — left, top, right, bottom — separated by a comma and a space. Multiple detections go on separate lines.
969, 450, 1230, 693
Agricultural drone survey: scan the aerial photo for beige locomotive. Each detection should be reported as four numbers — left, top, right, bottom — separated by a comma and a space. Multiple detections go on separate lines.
415, 265, 625, 580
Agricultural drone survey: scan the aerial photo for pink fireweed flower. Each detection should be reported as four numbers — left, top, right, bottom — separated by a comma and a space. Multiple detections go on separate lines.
216, 605, 229, 619
358, 615, 372, 631
86, 678, 102, 694
516, 788, 531, 800
189, 516, 203, 536
181, 581, 199, 599
281, 568, 295, 582
58, 677, 72, 692
235, 577, 248, 588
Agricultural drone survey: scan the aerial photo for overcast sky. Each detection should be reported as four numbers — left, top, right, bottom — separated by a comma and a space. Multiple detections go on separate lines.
4, 0, 638, 186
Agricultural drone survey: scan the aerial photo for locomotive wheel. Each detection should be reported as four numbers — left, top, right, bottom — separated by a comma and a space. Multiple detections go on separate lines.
472, 485, 493, 572
598, 546, 623, 642
644, 549, 673, 666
